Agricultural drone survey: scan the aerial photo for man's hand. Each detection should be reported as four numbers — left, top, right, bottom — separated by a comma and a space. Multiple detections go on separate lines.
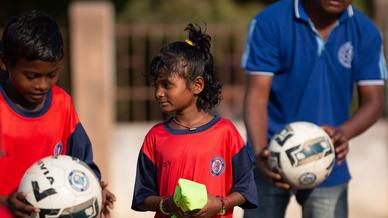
256, 148, 291, 190
320, 125, 349, 165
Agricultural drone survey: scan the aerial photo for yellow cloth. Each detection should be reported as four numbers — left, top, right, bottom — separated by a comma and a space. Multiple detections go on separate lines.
172, 178, 207, 216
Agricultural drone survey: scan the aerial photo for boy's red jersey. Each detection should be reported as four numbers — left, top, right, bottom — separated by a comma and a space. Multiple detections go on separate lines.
0, 84, 100, 196
132, 116, 257, 217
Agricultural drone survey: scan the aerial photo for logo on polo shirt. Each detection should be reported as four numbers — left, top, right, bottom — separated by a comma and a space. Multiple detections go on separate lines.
338, 41, 353, 69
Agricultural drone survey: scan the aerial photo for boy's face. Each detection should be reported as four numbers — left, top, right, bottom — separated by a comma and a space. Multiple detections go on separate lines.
3, 57, 61, 109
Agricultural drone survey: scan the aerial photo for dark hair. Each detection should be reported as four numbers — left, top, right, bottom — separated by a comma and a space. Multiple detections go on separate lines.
149, 23, 222, 110
1, 10, 64, 66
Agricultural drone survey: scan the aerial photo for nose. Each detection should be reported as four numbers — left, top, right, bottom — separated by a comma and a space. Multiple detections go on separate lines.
35, 77, 50, 92
155, 86, 165, 99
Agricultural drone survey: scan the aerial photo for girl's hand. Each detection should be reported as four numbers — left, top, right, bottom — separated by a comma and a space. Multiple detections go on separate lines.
256, 148, 291, 190
101, 181, 116, 217
320, 125, 349, 165
162, 197, 191, 218
187, 194, 221, 218
7, 192, 39, 218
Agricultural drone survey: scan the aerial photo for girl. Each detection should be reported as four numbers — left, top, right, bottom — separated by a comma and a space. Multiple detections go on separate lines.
131, 24, 257, 218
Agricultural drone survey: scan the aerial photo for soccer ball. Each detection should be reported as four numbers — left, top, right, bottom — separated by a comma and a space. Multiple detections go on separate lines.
18, 155, 102, 218
267, 122, 335, 189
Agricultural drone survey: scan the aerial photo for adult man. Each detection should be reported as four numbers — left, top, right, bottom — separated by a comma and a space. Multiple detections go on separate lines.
242, 0, 387, 217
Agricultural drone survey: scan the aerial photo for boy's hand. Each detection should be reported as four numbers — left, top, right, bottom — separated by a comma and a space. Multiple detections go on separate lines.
101, 181, 116, 218
321, 125, 349, 165
256, 148, 291, 190
7, 192, 39, 218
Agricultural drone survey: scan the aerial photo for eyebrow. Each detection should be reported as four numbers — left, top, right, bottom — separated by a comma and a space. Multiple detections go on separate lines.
23, 66, 61, 74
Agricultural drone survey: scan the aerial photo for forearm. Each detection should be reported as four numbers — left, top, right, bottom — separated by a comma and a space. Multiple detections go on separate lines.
339, 85, 384, 139
243, 74, 272, 157
244, 90, 270, 158
244, 101, 268, 155
222, 192, 245, 211
137, 195, 162, 212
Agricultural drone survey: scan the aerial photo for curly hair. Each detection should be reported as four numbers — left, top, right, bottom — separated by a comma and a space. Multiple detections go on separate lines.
148, 23, 222, 110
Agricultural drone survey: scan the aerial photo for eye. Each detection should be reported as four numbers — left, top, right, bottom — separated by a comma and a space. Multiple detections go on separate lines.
162, 81, 170, 88
47, 72, 57, 79
26, 73, 37, 80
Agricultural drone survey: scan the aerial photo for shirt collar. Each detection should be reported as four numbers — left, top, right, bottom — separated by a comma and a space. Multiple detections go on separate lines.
294, 0, 354, 23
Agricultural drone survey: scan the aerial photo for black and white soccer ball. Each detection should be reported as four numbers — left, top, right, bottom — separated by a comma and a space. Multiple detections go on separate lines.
268, 122, 335, 189
18, 155, 102, 218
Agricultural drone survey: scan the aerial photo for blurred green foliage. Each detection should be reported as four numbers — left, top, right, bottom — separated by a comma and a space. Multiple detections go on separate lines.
117, 0, 374, 23
117, 0, 266, 23
0, 0, 375, 25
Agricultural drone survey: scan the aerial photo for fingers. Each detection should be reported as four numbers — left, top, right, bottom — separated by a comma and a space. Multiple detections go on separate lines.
320, 125, 349, 165
256, 150, 291, 190
8, 192, 39, 216
101, 181, 109, 189
100, 182, 116, 217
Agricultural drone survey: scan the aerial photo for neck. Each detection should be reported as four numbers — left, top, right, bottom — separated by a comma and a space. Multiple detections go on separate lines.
172, 111, 213, 130
302, 0, 340, 31
4, 82, 44, 112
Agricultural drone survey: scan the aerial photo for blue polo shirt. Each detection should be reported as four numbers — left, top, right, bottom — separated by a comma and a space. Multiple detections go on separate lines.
242, 0, 387, 187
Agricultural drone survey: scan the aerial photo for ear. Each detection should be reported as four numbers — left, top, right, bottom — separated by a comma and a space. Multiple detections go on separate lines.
0, 54, 6, 71
191, 76, 205, 95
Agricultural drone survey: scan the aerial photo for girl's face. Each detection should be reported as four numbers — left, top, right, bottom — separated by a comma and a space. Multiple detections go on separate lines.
154, 72, 198, 113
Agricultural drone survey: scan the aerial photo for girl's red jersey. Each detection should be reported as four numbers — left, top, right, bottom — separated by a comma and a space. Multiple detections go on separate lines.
132, 116, 257, 217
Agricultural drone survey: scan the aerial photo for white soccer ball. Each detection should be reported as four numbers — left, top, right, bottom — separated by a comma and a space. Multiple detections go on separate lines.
267, 122, 335, 189
18, 155, 102, 218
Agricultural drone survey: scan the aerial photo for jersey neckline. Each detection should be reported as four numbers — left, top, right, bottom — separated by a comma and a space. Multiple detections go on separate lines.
0, 82, 52, 118
163, 115, 221, 135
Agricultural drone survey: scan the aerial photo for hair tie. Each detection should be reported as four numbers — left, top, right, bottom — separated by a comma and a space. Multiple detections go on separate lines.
185, 39, 194, 46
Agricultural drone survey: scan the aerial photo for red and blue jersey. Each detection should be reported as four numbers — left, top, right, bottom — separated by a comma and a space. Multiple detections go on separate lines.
132, 116, 257, 218
0, 81, 100, 196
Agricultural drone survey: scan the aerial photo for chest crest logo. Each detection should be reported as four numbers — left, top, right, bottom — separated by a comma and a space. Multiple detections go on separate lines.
210, 156, 225, 176
338, 41, 353, 69
53, 141, 63, 156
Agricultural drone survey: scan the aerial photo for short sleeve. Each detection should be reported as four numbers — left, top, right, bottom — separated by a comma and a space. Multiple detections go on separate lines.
66, 100, 101, 180
241, 15, 281, 74
131, 133, 158, 211
353, 27, 387, 84
226, 122, 258, 209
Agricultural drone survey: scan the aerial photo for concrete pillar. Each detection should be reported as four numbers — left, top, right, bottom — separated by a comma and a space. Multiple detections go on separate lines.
69, 1, 115, 181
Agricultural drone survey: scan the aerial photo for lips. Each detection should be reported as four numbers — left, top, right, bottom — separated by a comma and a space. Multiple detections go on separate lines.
29, 93, 46, 102
158, 101, 169, 107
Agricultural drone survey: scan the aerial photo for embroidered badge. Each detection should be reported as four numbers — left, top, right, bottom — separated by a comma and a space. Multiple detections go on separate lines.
53, 141, 63, 156
210, 156, 225, 176
338, 41, 353, 69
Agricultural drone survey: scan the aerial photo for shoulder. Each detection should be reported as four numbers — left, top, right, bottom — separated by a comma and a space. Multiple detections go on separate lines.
249, 0, 293, 37
50, 86, 75, 113
51, 86, 72, 102
254, 0, 293, 22
215, 117, 243, 137
144, 122, 166, 139
350, 8, 381, 37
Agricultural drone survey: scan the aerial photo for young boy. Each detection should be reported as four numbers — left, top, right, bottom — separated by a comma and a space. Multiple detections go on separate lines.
0, 10, 115, 217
